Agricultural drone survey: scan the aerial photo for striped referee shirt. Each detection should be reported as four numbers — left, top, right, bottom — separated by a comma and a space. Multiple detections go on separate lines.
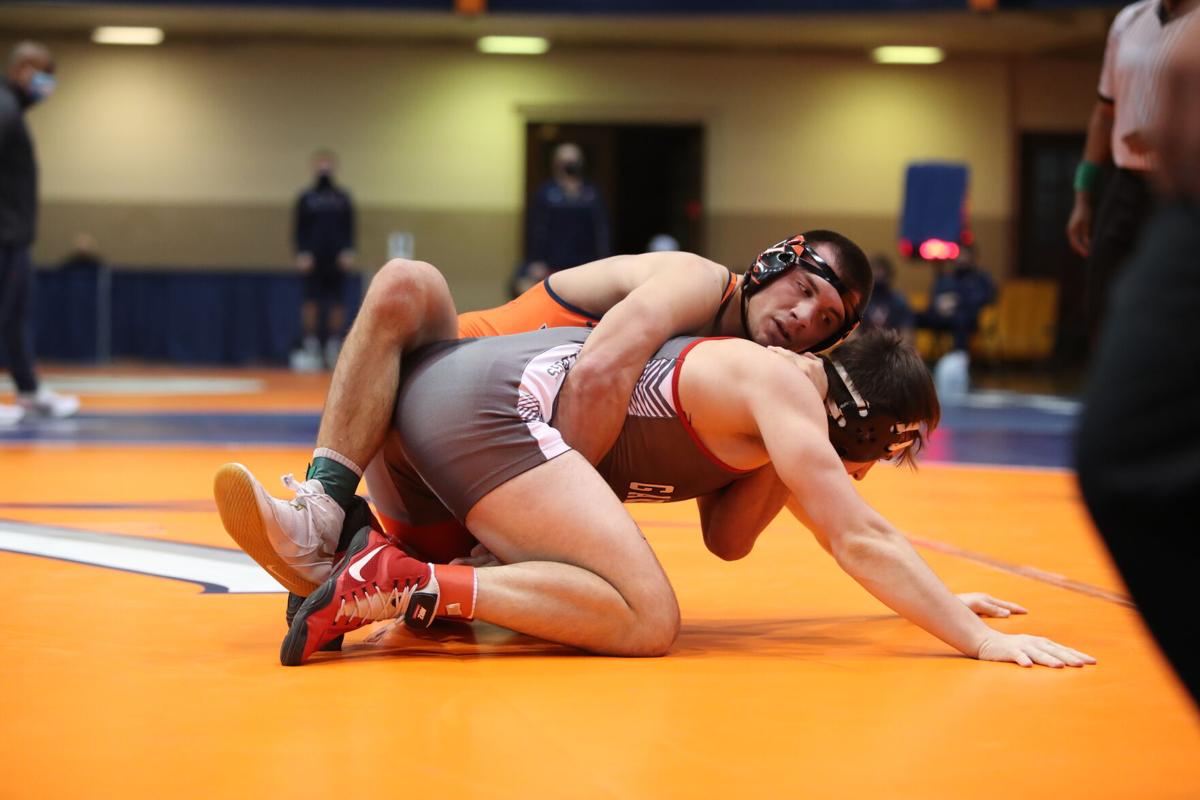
1099, 0, 1197, 171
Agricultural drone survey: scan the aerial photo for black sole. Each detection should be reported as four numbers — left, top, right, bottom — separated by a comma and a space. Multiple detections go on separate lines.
280, 494, 378, 653
286, 592, 343, 652
279, 526, 373, 666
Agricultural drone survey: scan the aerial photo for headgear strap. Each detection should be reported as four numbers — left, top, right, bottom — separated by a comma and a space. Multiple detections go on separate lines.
822, 356, 921, 462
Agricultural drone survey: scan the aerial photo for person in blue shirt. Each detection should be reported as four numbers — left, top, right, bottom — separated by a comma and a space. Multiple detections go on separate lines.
916, 245, 996, 352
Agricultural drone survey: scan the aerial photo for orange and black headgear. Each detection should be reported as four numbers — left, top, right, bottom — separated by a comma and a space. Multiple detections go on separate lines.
741, 234, 861, 353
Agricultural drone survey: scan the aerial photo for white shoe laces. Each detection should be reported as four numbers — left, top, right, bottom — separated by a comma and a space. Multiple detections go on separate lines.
335, 581, 418, 624
270, 474, 344, 561
281, 474, 331, 510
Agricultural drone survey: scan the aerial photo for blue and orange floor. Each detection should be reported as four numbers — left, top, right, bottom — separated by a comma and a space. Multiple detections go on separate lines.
2, 368, 1197, 799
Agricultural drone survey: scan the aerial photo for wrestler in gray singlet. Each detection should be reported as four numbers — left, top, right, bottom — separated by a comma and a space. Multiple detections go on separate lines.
365, 327, 750, 530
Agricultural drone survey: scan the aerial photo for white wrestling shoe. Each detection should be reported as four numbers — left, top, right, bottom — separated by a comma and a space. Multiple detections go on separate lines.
18, 388, 80, 419
213, 463, 345, 595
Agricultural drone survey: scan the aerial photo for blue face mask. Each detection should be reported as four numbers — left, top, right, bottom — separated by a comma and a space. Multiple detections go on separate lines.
27, 71, 56, 103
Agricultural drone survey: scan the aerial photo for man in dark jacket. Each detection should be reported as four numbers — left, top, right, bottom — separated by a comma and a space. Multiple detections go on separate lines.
915, 245, 996, 353
1, 41, 78, 425
292, 149, 356, 370
523, 143, 610, 285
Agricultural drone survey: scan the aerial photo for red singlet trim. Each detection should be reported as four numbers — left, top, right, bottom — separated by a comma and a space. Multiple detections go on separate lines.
671, 337, 755, 476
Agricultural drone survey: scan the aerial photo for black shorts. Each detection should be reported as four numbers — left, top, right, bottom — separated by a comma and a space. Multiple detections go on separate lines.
303, 264, 345, 304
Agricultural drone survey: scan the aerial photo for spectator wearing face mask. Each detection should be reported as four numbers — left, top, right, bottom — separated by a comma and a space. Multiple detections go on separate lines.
291, 148, 356, 371
1, 41, 79, 426
524, 142, 611, 284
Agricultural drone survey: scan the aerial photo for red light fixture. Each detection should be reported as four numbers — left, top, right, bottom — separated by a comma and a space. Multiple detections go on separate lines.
918, 238, 960, 260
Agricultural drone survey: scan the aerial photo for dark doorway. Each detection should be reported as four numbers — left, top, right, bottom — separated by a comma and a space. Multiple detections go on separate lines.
524, 122, 705, 260
1016, 131, 1088, 366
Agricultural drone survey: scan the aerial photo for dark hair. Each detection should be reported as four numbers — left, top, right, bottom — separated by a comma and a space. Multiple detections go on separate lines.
831, 327, 940, 468
803, 229, 873, 316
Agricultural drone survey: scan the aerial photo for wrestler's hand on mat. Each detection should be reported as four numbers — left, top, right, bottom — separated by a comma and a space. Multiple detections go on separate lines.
766, 347, 827, 393
449, 542, 502, 568
975, 632, 1096, 668
956, 592, 1028, 618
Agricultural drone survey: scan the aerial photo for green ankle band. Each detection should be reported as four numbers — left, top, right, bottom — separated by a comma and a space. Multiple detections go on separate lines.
306, 456, 360, 511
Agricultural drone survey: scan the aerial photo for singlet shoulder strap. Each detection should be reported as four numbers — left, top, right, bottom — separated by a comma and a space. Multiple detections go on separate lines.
710, 269, 740, 336
542, 276, 603, 322
718, 268, 737, 304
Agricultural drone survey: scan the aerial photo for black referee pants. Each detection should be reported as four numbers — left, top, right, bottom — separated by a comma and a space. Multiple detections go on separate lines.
1075, 201, 1200, 708
1085, 168, 1154, 347
0, 243, 39, 394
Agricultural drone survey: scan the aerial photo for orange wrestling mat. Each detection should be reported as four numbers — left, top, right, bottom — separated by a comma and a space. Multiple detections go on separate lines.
1, 370, 1197, 799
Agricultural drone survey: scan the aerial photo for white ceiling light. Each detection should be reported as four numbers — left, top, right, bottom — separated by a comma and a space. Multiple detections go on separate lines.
477, 36, 550, 55
872, 46, 944, 65
92, 27, 165, 46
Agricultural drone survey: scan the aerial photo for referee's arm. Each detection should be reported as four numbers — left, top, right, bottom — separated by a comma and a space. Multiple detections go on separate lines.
1066, 98, 1115, 258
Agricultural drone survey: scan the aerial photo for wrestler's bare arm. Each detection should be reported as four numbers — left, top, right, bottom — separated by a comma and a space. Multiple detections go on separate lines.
552, 252, 733, 464
549, 252, 728, 318
704, 343, 1093, 667
696, 464, 790, 561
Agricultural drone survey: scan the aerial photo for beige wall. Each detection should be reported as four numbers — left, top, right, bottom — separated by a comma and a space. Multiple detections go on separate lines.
25, 37, 1099, 310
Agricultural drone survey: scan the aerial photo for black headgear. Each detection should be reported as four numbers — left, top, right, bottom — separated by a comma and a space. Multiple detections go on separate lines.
741, 234, 862, 353
822, 356, 920, 463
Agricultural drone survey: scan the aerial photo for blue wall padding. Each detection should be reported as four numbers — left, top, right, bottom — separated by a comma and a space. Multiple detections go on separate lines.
13, 268, 362, 365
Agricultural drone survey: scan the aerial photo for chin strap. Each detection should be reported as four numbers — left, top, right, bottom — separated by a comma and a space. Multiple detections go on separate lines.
738, 279, 753, 340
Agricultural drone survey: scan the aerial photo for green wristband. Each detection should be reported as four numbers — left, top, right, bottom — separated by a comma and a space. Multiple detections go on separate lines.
1074, 161, 1101, 194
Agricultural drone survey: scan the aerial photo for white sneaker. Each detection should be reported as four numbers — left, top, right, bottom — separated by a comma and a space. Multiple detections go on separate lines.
0, 403, 25, 427
324, 336, 342, 369
213, 463, 345, 595
934, 350, 971, 401
18, 388, 80, 419
289, 348, 321, 373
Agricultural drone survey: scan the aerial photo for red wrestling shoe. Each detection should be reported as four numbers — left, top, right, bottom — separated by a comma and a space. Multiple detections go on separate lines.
280, 527, 441, 666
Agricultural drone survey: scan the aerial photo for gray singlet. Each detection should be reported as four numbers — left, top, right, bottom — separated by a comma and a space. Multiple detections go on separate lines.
369, 327, 749, 524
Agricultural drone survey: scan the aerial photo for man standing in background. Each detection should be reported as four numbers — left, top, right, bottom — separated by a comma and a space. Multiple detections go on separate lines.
1066, 0, 1196, 346
292, 148, 355, 371
0, 41, 78, 425
520, 142, 610, 292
